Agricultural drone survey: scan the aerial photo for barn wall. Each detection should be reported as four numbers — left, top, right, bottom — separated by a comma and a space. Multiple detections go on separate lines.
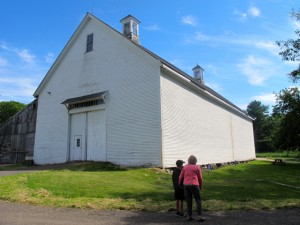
0, 100, 37, 163
34, 17, 162, 166
231, 113, 256, 160
160, 70, 255, 168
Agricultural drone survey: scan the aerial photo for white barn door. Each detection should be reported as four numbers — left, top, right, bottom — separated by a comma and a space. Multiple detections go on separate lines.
87, 110, 106, 161
70, 110, 106, 162
70, 113, 86, 161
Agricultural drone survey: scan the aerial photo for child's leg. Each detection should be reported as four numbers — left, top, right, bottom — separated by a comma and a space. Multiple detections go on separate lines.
176, 200, 179, 212
179, 200, 184, 213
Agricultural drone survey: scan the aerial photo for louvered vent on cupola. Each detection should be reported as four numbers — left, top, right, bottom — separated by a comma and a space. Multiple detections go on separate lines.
192, 64, 205, 84
120, 15, 141, 44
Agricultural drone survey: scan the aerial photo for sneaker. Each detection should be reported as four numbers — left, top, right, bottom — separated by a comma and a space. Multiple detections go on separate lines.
176, 212, 181, 217
197, 216, 205, 222
176, 212, 183, 217
187, 217, 194, 221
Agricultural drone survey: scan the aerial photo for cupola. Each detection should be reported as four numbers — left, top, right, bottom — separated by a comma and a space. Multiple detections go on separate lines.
192, 64, 205, 84
120, 15, 141, 44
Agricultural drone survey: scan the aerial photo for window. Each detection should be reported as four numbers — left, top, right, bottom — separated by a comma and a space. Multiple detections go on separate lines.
132, 22, 138, 35
124, 22, 130, 36
76, 138, 81, 147
86, 33, 93, 52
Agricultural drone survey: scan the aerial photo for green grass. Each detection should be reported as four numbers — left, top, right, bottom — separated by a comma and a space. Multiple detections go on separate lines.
0, 161, 299, 211
256, 150, 300, 160
0, 163, 26, 171
202, 160, 300, 210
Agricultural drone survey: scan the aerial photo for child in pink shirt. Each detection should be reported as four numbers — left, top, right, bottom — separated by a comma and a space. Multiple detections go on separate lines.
179, 155, 205, 222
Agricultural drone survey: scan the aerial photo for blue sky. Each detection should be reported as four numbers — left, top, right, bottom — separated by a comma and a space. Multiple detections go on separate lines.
0, 0, 299, 111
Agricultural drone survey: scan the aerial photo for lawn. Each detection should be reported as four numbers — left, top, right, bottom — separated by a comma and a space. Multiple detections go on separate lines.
0, 160, 299, 211
256, 151, 300, 162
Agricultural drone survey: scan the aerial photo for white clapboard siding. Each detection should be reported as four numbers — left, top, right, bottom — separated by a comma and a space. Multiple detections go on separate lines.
231, 113, 256, 161
160, 70, 255, 168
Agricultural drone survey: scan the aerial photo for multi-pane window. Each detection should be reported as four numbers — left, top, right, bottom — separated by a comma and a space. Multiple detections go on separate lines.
86, 33, 93, 52
76, 138, 81, 147
132, 22, 138, 35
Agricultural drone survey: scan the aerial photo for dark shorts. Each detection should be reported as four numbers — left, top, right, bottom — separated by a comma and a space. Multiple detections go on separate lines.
174, 187, 185, 200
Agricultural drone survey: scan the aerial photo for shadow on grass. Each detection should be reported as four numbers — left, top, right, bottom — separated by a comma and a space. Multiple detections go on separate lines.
64, 161, 127, 172
0, 161, 128, 172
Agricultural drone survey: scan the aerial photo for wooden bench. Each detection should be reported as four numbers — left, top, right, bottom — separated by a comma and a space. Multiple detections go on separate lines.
273, 158, 283, 164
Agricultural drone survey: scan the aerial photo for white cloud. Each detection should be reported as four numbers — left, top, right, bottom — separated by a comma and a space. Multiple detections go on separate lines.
206, 82, 223, 92
144, 24, 161, 31
237, 55, 273, 85
18, 49, 36, 64
251, 93, 276, 106
191, 32, 210, 42
185, 32, 282, 57
255, 41, 280, 55
283, 60, 299, 67
0, 77, 37, 102
181, 15, 198, 26
248, 6, 260, 17
0, 57, 8, 66
205, 64, 219, 75
0, 42, 48, 103
233, 10, 247, 22
292, 18, 300, 30
1, 42, 36, 65
0, 42, 9, 51
45, 52, 55, 64
237, 103, 249, 111
233, 6, 260, 22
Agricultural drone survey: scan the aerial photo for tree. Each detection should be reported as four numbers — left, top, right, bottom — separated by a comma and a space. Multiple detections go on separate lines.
276, 10, 300, 82
0, 101, 26, 125
246, 100, 273, 152
272, 87, 300, 149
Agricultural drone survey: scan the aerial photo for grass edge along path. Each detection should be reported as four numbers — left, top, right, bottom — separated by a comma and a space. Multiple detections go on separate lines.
0, 160, 299, 211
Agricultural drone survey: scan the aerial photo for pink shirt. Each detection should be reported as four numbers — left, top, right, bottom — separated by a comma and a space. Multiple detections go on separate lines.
179, 164, 203, 188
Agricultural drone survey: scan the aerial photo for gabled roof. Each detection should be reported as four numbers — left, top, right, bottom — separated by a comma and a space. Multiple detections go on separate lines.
120, 15, 141, 24
192, 64, 204, 70
33, 13, 251, 120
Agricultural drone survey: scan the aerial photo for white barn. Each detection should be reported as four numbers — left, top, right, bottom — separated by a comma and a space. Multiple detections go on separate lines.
33, 13, 255, 168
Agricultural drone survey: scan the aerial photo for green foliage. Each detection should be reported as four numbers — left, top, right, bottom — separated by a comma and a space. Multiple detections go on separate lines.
256, 150, 300, 159
246, 100, 273, 152
272, 87, 300, 149
276, 10, 300, 82
0, 161, 299, 211
204, 161, 300, 202
0, 101, 26, 125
